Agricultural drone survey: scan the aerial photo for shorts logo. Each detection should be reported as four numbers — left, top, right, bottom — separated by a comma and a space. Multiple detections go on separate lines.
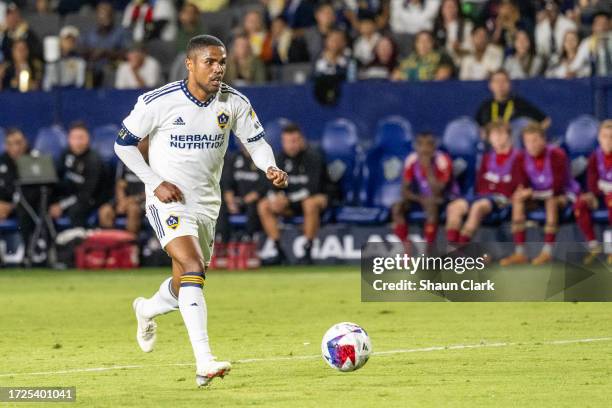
217, 111, 230, 129
166, 215, 180, 230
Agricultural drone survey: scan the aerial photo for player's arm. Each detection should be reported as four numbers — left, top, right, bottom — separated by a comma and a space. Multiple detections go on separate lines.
231, 98, 287, 188
113, 96, 183, 203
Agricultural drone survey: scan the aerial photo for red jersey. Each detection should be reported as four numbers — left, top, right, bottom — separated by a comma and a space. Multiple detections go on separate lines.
403, 151, 453, 196
523, 146, 569, 196
476, 148, 526, 198
587, 148, 612, 196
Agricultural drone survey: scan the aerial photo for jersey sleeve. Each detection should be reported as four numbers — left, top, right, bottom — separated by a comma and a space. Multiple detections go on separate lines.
231, 94, 276, 172
117, 95, 157, 146
231, 96, 266, 146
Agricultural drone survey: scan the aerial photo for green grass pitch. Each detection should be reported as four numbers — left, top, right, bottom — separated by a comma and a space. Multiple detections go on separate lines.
1, 266, 612, 407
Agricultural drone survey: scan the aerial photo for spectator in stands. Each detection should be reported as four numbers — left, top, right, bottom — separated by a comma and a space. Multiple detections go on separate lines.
359, 35, 398, 79
312, 28, 354, 102
49, 122, 107, 228
114, 44, 161, 89
546, 30, 590, 78
433, 0, 473, 64
393, 30, 454, 81
81, 1, 130, 88
353, 16, 382, 67
0, 2, 43, 63
390, 0, 441, 35
535, 0, 577, 58
392, 132, 456, 253
500, 122, 572, 266
304, 3, 337, 63
490, 0, 529, 55
225, 34, 266, 86
98, 161, 145, 234
343, 0, 389, 31
217, 146, 267, 243
34, 0, 53, 14
459, 25, 503, 80
280, 0, 316, 29
261, 16, 310, 65
175, 2, 201, 54
570, 10, 611, 78
0, 39, 43, 91
476, 69, 550, 129
257, 123, 329, 264
43, 26, 86, 90
503, 29, 545, 79
122, 0, 177, 42
243, 10, 267, 58
189, 0, 228, 13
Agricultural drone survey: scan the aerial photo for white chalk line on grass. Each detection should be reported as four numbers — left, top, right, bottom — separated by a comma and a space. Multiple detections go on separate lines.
1, 336, 611, 378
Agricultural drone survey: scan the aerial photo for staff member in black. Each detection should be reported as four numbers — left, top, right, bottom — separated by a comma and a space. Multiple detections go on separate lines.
257, 123, 329, 264
49, 121, 107, 228
217, 145, 267, 242
475, 69, 550, 129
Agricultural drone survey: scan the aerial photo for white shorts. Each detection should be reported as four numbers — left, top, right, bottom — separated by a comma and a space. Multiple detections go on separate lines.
145, 200, 216, 265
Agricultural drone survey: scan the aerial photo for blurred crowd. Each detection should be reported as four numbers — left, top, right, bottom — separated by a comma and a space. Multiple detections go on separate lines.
0, 0, 610, 93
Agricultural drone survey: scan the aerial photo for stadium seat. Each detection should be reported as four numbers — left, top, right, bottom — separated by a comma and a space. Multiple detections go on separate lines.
63, 14, 97, 36
92, 124, 120, 165
263, 117, 291, 153
321, 118, 360, 204
510, 116, 531, 147
34, 125, 67, 162
280, 63, 312, 84
146, 39, 177, 77
442, 117, 480, 197
23, 13, 61, 39
363, 117, 413, 210
564, 115, 599, 182
200, 9, 235, 44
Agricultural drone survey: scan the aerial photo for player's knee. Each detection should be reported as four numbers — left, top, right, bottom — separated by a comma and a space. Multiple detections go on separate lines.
257, 198, 271, 214
176, 257, 205, 274
302, 198, 320, 215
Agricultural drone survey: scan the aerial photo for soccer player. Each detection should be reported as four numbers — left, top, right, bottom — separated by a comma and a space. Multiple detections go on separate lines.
445, 120, 526, 247
573, 120, 612, 264
114, 35, 288, 387
500, 122, 575, 266
392, 132, 455, 252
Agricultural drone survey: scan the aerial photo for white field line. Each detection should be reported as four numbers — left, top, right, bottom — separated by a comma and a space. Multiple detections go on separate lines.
1, 337, 611, 378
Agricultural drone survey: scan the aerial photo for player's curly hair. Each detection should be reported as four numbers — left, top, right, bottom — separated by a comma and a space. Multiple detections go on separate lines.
187, 35, 226, 57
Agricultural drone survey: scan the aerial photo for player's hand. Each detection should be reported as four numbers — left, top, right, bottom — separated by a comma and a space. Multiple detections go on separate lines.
267, 166, 288, 188
154, 181, 184, 203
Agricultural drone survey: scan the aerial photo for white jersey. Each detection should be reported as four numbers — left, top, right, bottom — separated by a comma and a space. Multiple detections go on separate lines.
120, 80, 267, 220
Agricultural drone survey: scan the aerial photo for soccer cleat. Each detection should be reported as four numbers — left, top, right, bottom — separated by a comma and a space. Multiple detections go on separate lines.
132, 297, 157, 353
195, 360, 232, 387
531, 251, 552, 266
499, 253, 529, 266
583, 245, 602, 265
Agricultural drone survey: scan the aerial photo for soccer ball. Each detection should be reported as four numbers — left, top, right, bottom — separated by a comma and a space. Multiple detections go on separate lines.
321, 322, 372, 372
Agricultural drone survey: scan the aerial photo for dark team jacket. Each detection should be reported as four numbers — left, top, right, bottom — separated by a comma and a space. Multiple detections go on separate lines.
475, 95, 547, 126
0, 152, 18, 203
54, 148, 107, 210
221, 150, 267, 199
274, 146, 331, 202
116, 161, 145, 197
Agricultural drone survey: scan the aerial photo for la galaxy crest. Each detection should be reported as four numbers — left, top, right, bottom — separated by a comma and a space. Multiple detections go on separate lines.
217, 111, 230, 129
166, 214, 180, 230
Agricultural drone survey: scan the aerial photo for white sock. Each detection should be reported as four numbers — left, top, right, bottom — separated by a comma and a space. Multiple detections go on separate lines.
139, 277, 178, 319
515, 245, 525, 255
542, 243, 553, 254
178, 272, 213, 369
588, 240, 600, 250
